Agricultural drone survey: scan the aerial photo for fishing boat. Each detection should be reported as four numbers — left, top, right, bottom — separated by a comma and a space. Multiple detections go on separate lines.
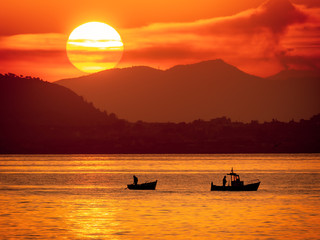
127, 180, 157, 190
211, 168, 260, 191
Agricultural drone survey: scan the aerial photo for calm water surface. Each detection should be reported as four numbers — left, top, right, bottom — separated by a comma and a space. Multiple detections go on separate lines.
0, 154, 319, 239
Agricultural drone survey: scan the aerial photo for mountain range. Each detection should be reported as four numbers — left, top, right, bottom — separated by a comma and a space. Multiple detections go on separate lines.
0, 73, 118, 126
1, 73, 319, 153
56, 59, 320, 122
0, 73, 124, 153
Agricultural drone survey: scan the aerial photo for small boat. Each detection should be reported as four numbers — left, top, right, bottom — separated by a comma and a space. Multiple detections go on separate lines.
127, 180, 157, 190
211, 168, 260, 191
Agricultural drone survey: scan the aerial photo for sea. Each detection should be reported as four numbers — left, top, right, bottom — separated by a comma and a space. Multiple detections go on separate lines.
0, 154, 319, 239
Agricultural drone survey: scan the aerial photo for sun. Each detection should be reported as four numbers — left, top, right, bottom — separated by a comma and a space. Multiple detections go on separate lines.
66, 22, 123, 73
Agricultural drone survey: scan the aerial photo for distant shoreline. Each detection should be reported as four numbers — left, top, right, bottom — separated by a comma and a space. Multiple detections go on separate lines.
1, 73, 319, 154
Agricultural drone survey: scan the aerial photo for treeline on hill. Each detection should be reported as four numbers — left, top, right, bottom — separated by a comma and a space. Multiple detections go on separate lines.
0, 73, 319, 154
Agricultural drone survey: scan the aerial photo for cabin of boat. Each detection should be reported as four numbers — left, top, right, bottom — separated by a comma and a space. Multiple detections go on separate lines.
211, 168, 260, 191
127, 180, 157, 190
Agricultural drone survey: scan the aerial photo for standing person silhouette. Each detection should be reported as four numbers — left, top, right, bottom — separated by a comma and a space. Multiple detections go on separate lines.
133, 175, 138, 185
223, 176, 227, 187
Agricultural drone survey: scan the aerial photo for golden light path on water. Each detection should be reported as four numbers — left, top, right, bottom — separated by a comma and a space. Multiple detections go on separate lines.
0, 154, 319, 239
66, 22, 123, 73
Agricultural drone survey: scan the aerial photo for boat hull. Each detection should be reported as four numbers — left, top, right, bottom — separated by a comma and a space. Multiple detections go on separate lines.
211, 181, 260, 191
127, 180, 157, 190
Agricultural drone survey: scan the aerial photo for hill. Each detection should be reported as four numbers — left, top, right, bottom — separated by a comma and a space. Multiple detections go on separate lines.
1, 73, 319, 154
0, 73, 125, 153
56, 59, 320, 122
0, 73, 119, 126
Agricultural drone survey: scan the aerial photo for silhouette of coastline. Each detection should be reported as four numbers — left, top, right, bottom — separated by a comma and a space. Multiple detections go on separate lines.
56, 59, 320, 123
1, 73, 319, 154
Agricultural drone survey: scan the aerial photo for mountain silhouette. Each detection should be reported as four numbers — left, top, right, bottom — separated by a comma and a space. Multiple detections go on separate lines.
0, 73, 119, 126
0, 73, 125, 153
56, 59, 320, 122
1, 73, 319, 153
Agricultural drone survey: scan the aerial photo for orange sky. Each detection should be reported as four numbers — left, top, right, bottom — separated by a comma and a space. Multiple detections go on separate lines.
0, 0, 319, 81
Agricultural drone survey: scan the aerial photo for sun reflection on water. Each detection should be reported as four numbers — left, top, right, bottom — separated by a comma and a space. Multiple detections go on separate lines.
0, 154, 319, 239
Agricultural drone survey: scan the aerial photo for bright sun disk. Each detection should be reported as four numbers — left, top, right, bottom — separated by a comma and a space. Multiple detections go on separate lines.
66, 22, 123, 73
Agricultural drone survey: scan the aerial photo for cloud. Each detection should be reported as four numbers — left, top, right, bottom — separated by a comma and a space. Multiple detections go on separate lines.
250, 0, 307, 34
276, 50, 320, 70
0, 33, 84, 81
119, 0, 319, 76
0, 48, 81, 81
0, 49, 67, 63
0, 33, 66, 50
0, 0, 319, 80
121, 0, 308, 40
292, 0, 320, 8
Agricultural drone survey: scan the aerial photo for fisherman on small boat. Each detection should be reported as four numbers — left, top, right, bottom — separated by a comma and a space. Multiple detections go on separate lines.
223, 176, 227, 187
133, 175, 138, 185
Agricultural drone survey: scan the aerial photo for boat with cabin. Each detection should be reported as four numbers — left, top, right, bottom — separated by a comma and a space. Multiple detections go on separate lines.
211, 168, 260, 191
